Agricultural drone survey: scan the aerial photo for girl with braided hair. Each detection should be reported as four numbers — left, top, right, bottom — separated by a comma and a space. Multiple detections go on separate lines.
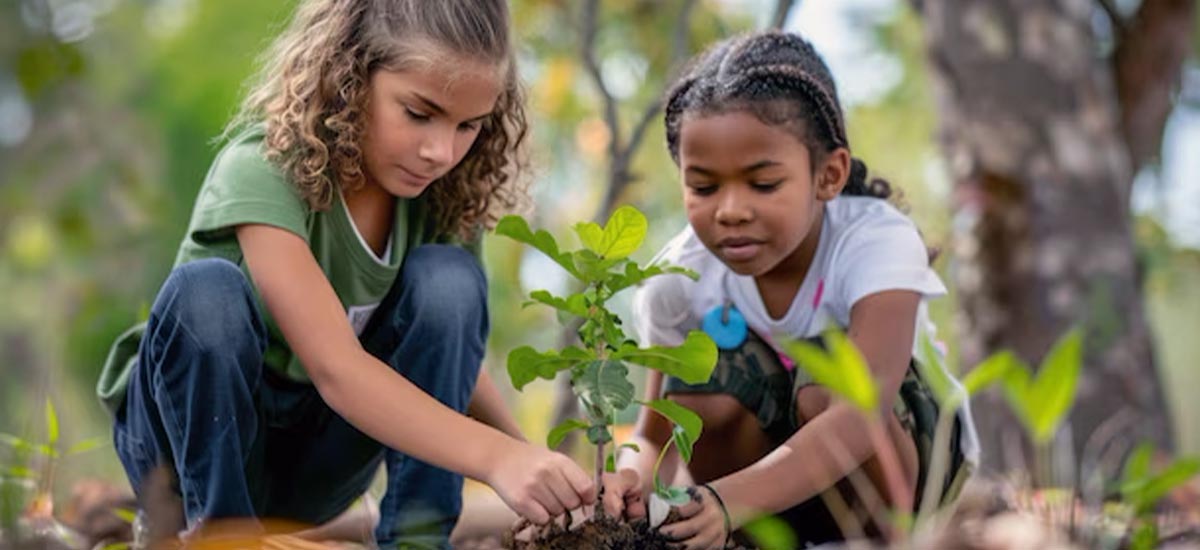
607, 31, 979, 548
96, 1, 596, 547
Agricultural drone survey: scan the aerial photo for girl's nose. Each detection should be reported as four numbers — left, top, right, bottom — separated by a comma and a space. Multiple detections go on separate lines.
715, 187, 753, 225
418, 127, 455, 170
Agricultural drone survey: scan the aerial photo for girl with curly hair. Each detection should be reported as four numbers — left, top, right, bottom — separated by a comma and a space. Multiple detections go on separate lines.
96, 1, 595, 547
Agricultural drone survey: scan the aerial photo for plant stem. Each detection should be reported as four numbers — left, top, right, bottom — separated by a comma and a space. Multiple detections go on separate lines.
651, 436, 676, 495
866, 413, 912, 538
595, 438, 606, 518
916, 396, 961, 527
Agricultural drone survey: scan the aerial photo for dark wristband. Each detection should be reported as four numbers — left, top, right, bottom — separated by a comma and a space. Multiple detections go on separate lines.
701, 483, 732, 546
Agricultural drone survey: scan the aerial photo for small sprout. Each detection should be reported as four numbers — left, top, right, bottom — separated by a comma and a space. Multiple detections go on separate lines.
498, 205, 718, 512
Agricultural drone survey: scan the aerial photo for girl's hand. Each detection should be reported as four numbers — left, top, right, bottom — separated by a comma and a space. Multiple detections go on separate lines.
486, 441, 595, 524
659, 486, 731, 550
600, 468, 646, 519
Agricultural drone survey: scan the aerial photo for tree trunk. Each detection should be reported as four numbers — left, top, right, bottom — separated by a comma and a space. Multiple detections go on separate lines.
917, 0, 1175, 470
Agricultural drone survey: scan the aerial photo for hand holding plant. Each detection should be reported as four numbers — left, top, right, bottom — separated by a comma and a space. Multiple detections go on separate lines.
496, 205, 718, 520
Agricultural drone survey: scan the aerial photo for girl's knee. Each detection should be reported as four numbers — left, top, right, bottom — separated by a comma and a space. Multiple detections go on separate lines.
795, 385, 832, 424
151, 258, 263, 361
399, 245, 486, 320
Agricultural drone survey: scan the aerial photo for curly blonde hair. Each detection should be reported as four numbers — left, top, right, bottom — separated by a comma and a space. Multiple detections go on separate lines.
228, 0, 528, 240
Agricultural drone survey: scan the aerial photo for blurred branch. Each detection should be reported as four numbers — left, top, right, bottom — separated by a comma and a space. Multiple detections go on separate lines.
580, 0, 698, 219
552, 0, 701, 447
1111, 0, 1196, 171
1096, 0, 1128, 33
769, 0, 799, 30
581, 0, 622, 166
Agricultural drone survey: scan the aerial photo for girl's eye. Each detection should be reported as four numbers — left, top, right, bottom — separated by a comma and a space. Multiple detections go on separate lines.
750, 180, 782, 191
404, 107, 431, 122
687, 185, 717, 196
457, 121, 481, 133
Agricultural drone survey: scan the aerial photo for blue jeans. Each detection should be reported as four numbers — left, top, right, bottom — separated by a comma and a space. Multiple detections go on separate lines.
113, 245, 488, 549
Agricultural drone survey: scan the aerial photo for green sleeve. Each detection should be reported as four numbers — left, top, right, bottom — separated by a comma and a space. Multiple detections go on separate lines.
185, 135, 310, 252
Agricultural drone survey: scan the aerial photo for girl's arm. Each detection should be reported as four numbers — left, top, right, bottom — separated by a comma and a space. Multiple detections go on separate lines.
237, 224, 593, 523
661, 290, 921, 547
467, 369, 526, 442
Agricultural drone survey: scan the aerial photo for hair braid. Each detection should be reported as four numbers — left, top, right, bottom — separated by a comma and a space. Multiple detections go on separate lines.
662, 30, 891, 200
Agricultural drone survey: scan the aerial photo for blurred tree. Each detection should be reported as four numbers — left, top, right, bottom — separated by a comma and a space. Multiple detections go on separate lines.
526, 0, 794, 450
913, 0, 1195, 467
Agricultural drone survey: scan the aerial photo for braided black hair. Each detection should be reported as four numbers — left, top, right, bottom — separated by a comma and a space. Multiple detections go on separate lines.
664, 31, 890, 199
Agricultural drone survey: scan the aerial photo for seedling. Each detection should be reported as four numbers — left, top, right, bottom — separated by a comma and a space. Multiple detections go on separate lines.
496, 205, 718, 510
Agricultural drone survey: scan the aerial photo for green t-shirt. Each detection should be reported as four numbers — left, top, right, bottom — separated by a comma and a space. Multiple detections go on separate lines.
96, 127, 464, 415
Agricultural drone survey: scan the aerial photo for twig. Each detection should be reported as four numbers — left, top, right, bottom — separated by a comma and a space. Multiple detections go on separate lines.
580, 0, 621, 163
769, 0, 798, 30
1096, 0, 1128, 34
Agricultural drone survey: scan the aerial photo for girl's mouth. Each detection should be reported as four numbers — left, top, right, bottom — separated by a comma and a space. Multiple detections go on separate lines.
717, 237, 764, 262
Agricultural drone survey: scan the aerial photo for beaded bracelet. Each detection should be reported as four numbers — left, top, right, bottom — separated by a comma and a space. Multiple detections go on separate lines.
701, 483, 732, 547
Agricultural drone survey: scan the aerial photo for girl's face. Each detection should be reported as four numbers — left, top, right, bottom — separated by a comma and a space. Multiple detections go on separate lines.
361, 57, 502, 198
678, 110, 846, 279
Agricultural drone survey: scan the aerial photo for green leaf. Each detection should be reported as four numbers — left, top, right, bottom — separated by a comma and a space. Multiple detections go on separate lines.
640, 399, 703, 463
571, 249, 622, 282
0, 433, 33, 453
574, 205, 648, 260
574, 221, 606, 255
606, 452, 616, 473
671, 425, 696, 463
546, 419, 590, 449
506, 346, 592, 391
824, 331, 879, 412
1131, 523, 1158, 550
601, 205, 648, 259
526, 290, 589, 318
112, 507, 138, 524
963, 350, 1020, 395
783, 331, 878, 413
3, 466, 36, 479
495, 215, 580, 279
1122, 443, 1155, 486
612, 331, 718, 384
573, 360, 635, 422
742, 515, 798, 550
608, 263, 698, 294
45, 399, 59, 448
586, 425, 613, 445
658, 485, 692, 506
1001, 364, 1037, 435
1028, 329, 1083, 443
1130, 457, 1200, 514
99, 543, 130, 550
66, 437, 106, 456
619, 442, 641, 454
914, 334, 959, 407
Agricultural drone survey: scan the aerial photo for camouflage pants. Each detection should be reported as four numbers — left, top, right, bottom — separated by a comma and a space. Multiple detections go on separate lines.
662, 330, 968, 545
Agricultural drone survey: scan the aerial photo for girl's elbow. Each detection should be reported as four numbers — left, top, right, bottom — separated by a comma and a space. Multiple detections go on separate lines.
304, 353, 351, 407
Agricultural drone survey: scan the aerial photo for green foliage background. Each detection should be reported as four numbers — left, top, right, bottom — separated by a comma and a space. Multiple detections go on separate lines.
1, 0, 1198, 500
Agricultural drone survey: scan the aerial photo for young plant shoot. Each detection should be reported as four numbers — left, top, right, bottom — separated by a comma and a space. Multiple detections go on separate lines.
497, 205, 718, 512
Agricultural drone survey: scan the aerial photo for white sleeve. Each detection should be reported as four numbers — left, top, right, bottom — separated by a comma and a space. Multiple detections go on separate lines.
631, 273, 693, 347
836, 216, 947, 309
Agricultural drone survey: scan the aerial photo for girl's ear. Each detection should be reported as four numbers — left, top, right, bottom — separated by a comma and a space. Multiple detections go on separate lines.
815, 147, 850, 201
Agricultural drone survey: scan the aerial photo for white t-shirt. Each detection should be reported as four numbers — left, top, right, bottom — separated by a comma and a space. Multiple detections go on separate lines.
632, 195, 980, 464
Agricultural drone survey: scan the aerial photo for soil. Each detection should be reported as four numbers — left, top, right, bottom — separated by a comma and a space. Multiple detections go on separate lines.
502, 514, 677, 550
501, 508, 757, 550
